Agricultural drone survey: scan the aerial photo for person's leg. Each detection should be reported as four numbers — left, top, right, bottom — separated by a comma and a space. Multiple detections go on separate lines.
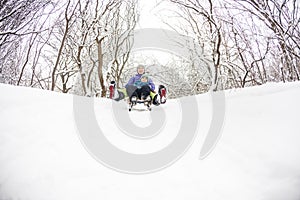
158, 85, 167, 104
139, 85, 151, 100
126, 85, 138, 98
113, 89, 125, 101
151, 91, 160, 106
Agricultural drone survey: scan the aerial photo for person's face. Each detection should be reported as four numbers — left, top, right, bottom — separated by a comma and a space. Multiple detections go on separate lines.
137, 67, 145, 74
141, 77, 147, 82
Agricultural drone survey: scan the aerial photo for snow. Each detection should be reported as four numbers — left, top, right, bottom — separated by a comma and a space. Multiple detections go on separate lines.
0, 82, 300, 200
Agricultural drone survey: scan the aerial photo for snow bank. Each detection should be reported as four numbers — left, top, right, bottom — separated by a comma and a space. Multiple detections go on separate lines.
0, 82, 300, 200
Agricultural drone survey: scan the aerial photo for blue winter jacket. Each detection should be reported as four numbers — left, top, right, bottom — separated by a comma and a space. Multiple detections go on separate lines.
125, 74, 155, 90
134, 80, 149, 89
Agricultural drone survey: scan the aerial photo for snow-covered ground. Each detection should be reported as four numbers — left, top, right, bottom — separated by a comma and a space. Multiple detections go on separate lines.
0, 82, 300, 200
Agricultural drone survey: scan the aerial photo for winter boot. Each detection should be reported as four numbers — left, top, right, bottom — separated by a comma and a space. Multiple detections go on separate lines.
158, 85, 167, 104
109, 81, 125, 101
109, 81, 116, 99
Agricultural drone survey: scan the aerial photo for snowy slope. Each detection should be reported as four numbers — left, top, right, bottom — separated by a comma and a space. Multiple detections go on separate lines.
0, 82, 300, 200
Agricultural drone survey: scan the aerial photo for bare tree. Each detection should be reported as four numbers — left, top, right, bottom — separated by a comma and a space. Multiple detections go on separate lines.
107, 0, 138, 88
51, 0, 79, 91
63, 0, 137, 97
0, 0, 53, 86
233, 0, 300, 82
169, 0, 223, 91
166, 0, 299, 93
223, 12, 271, 87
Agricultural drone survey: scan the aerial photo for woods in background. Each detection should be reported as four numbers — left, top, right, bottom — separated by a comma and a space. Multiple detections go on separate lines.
0, 0, 299, 98
0, 0, 138, 97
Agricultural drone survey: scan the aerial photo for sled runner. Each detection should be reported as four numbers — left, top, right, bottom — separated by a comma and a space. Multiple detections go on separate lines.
128, 95, 152, 112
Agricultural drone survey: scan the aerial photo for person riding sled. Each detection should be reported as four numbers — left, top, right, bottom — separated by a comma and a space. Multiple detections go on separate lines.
126, 73, 153, 103
110, 64, 166, 106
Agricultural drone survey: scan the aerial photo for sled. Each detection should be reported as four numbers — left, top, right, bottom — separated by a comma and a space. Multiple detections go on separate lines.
108, 81, 167, 111
128, 96, 152, 112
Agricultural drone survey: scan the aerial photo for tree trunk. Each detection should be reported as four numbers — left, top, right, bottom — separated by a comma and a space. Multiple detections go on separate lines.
97, 37, 106, 97
51, 0, 72, 91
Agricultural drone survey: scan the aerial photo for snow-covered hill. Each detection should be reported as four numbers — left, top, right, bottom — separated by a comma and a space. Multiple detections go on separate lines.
1, 82, 300, 200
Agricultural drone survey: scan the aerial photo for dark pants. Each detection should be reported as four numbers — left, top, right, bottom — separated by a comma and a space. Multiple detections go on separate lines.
126, 85, 151, 99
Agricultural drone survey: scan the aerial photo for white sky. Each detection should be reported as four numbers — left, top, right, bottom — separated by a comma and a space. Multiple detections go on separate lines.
133, 0, 180, 66
136, 0, 168, 29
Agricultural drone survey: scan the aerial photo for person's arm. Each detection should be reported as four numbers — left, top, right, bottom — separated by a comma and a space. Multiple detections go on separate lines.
148, 78, 155, 91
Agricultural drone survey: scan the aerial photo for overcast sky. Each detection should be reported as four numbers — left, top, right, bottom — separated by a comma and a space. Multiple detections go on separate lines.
136, 0, 171, 30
